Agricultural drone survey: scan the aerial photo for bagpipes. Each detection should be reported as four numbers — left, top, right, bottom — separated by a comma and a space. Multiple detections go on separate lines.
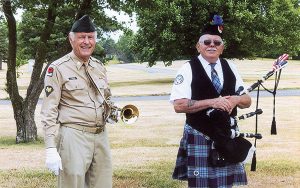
206, 54, 289, 170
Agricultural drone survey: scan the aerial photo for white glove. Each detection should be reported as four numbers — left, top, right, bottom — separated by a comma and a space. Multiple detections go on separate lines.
45, 148, 62, 175
107, 117, 117, 124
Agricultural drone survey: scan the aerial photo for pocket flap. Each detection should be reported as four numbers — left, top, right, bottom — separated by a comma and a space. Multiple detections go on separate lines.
64, 81, 85, 91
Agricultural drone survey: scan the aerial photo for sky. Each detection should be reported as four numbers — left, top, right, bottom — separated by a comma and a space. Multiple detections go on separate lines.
103, 9, 138, 41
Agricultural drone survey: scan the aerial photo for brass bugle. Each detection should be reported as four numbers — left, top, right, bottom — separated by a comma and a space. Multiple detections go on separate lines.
109, 104, 139, 124
120, 104, 139, 124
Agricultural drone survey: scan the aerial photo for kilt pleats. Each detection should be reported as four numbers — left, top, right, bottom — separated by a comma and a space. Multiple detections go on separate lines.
172, 124, 247, 188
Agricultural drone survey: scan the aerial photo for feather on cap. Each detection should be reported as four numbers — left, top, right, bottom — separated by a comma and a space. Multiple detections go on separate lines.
201, 13, 224, 37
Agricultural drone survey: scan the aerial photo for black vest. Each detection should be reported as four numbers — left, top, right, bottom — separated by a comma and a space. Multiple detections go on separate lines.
186, 56, 237, 137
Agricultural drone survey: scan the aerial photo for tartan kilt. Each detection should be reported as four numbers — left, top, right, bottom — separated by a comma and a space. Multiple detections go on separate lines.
172, 124, 247, 188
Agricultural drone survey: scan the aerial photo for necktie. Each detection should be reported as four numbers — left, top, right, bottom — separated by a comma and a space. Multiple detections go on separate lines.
84, 64, 96, 90
84, 63, 107, 106
210, 63, 222, 93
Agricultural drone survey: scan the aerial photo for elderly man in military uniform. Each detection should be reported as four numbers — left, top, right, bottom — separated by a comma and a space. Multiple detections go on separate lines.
41, 15, 112, 188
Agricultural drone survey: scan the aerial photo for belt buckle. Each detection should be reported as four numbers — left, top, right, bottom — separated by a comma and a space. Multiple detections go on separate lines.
95, 126, 103, 134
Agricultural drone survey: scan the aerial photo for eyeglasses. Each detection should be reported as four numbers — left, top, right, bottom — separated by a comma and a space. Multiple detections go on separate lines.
200, 39, 223, 46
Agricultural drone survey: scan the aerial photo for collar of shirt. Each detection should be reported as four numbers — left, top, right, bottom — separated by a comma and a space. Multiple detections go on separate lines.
197, 54, 224, 84
69, 51, 96, 70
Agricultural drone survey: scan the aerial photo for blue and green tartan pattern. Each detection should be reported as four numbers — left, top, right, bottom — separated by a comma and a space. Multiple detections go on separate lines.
172, 124, 247, 188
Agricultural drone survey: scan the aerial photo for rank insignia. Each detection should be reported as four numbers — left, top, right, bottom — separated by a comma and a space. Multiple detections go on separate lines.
174, 74, 184, 85
46, 67, 54, 77
45, 86, 54, 97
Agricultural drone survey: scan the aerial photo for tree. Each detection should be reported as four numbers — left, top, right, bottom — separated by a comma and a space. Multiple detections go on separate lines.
116, 30, 137, 63
1, 0, 129, 143
101, 37, 118, 59
93, 43, 106, 62
128, 0, 300, 66
2, 0, 61, 143
253, 0, 300, 58
0, 21, 8, 60
0, 21, 8, 69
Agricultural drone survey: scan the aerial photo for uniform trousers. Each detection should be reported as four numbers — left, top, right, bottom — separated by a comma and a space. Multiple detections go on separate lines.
57, 126, 112, 188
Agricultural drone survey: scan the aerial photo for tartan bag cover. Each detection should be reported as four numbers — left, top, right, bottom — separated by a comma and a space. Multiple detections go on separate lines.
172, 124, 247, 188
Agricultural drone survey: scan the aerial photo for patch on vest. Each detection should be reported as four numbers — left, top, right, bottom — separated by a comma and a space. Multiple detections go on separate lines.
174, 74, 184, 85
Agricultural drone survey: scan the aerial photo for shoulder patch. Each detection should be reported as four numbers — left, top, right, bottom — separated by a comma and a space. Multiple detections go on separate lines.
46, 66, 54, 77
174, 74, 184, 85
45, 86, 54, 97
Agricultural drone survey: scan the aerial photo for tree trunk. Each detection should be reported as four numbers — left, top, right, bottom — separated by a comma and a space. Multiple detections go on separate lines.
3, 0, 92, 143
2, 0, 57, 143
15, 100, 38, 143
2, 0, 34, 143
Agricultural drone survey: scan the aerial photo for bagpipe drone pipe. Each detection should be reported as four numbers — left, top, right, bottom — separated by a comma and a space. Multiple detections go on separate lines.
206, 54, 289, 170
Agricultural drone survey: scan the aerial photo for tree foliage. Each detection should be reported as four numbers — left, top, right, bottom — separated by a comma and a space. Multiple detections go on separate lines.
0, 21, 8, 60
129, 0, 300, 66
116, 30, 137, 63
17, 0, 125, 62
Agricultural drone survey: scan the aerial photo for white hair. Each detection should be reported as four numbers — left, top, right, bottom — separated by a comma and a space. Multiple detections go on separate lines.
69, 31, 97, 41
198, 35, 207, 42
198, 34, 223, 43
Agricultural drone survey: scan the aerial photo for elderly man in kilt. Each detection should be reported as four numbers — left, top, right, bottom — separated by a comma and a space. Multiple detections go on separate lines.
170, 13, 252, 188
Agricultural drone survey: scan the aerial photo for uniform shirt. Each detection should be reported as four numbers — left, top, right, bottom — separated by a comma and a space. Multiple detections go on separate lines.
170, 54, 246, 102
41, 51, 111, 148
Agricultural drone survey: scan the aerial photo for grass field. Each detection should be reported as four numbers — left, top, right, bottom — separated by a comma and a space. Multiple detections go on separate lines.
0, 59, 300, 187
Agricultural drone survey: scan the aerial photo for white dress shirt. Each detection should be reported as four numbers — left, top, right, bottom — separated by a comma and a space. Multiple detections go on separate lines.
170, 55, 246, 103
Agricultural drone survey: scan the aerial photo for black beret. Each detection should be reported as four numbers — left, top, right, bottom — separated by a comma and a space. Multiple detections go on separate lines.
201, 13, 224, 37
70, 15, 96, 32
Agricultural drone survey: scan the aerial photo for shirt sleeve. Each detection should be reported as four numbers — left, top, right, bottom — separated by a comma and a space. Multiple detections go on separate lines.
169, 62, 192, 103
227, 61, 247, 94
40, 64, 62, 148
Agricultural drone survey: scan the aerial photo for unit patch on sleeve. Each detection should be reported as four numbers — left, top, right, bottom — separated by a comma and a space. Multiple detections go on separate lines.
45, 86, 54, 97
46, 67, 54, 77
174, 74, 184, 85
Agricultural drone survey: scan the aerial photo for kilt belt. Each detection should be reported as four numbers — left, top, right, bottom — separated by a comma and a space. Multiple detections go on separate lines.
61, 123, 105, 134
